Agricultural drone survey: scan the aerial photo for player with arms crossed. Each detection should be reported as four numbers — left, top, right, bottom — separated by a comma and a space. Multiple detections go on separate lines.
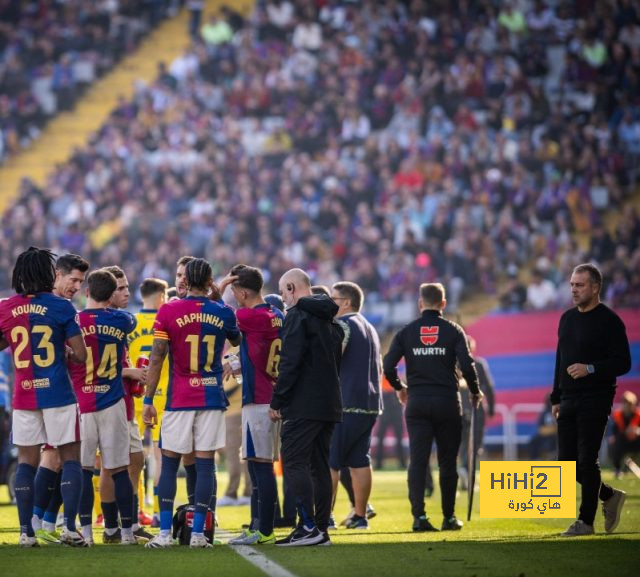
227, 264, 285, 546
144, 258, 241, 548
0, 247, 87, 547
68, 269, 138, 545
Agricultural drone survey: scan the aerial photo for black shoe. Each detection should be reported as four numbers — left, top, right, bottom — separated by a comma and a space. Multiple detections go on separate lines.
133, 527, 154, 543
274, 518, 297, 528
413, 516, 439, 532
317, 530, 331, 546
441, 516, 463, 531
275, 525, 324, 547
102, 528, 122, 543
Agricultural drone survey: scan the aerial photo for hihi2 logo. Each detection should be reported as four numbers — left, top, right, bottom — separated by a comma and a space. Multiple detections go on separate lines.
480, 461, 576, 518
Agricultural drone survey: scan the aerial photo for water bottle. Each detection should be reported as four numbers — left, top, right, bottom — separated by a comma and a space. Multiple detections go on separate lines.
225, 353, 243, 384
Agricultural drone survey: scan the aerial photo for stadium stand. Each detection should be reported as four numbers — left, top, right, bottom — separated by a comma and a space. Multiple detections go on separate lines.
0, 0, 179, 164
0, 0, 638, 326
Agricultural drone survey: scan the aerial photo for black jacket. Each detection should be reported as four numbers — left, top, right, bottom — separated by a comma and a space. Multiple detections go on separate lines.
270, 294, 344, 422
383, 309, 480, 397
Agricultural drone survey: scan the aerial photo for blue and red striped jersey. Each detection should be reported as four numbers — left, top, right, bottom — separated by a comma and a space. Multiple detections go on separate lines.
154, 296, 239, 410
237, 304, 284, 406
69, 308, 136, 414
0, 293, 81, 410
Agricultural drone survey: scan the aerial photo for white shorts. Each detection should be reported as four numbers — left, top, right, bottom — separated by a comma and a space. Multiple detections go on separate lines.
12, 404, 80, 447
242, 404, 280, 461
129, 418, 144, 454
160, 410, 225, 454
80, 398, 130, 470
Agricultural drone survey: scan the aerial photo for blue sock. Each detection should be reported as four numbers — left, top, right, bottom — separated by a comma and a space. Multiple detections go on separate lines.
15, 463, 37, 537
101, 501, 119, 530
79, 469, 94, 528
185, 463, 196, 506
33, 466, 57, 519
208, 463, 217, 512
193, 458, 214, 534
113, 470, 134, 529
44, 472, 63, 523
158, 455, 180, 531
253, 461, 277, 536
61, 460, 82, 532
248, 461, 259, 531
133, 493, 139, 525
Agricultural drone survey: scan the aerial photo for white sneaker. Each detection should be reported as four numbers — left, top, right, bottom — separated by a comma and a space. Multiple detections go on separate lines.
602, 489, 626, 533
121, 532, 137, 546
145, 533, 174, 549
561, 520, 595, 537
228, 529, 255, 545
59, 527, 89, 547
217, 495, 238, 507
19, 534, 39, 548
84, 536, 94, 547
190, 532, 213, 548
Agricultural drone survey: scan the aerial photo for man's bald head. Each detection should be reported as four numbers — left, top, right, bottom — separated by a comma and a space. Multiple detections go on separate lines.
279, 268, 312, 308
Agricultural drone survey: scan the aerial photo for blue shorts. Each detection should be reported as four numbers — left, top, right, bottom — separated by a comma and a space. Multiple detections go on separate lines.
329, 413, 377, 470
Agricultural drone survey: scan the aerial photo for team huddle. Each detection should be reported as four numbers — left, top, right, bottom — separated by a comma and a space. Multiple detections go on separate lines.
0, 246, 379, 549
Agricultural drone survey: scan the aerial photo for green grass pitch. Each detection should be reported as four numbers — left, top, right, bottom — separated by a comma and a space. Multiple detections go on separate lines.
0, 470, 637, 577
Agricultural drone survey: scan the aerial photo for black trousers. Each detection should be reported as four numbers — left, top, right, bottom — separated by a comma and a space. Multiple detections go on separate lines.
557, 393, 615, 525
280, 418, 335, 532
405, 394, 462, 519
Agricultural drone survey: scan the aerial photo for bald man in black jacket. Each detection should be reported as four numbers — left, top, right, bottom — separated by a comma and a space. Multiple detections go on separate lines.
269, 268, 344, 547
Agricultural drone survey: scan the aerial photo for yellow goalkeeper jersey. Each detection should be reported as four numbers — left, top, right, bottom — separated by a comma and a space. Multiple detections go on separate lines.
129, 309, 169, 441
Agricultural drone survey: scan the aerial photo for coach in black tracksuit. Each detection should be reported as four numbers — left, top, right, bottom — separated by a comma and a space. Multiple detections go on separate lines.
383, 283, 483, 532
269, 268, 344, 546
552, 263, 631, 537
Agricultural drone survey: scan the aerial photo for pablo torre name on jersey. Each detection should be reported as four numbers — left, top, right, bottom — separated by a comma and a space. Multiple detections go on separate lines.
413, 347, 446, 355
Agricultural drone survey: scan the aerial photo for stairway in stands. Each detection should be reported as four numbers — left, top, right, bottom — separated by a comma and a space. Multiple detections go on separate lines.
0, 0, 251, 213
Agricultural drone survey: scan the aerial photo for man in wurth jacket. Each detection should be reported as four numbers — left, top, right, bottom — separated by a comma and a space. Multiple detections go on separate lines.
269, 268, 344, 547
383, 283, 483, 532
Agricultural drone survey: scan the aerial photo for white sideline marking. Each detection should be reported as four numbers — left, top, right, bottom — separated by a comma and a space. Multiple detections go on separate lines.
217, 529, 299, 577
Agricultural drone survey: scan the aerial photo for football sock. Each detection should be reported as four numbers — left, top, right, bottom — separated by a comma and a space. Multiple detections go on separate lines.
253, 461, 277, 536
247, 460, 259, 531
79, 469, 94, 529
158, 455, 180, 532
113, 470, 134, 529
208, 463, 217, 512
15, 463, 36, 537
43, 472, 63, 526
193, 458, 214, 534
132, 493, 140, 531
33, 466, 57, 523
61, 460, 82, 532
101, 501, 119, 534
185, 463, 197, 505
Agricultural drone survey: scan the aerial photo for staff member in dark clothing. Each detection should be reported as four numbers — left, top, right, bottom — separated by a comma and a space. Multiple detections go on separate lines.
383, 283, 483, 532
269, 268, 344, 547
329, 281, 383, 531
552, 263, 631, 537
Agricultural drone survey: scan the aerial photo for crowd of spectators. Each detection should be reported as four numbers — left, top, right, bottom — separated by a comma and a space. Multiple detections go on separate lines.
0, 0, 177, 163
1, 0, 639, 320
